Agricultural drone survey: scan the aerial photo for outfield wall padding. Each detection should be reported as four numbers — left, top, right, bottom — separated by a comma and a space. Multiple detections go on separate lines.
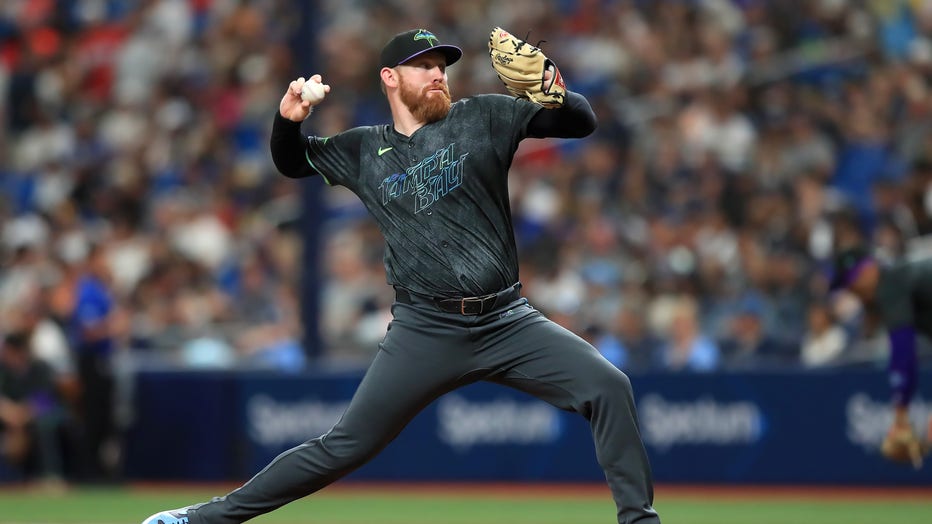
122, 368, 932, 485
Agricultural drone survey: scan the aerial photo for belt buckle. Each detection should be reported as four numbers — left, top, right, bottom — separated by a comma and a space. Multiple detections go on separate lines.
461, 296, 483, 315
461, 293, 499, 315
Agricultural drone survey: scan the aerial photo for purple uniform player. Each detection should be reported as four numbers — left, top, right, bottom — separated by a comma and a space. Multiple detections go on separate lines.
830, 246, 932, 467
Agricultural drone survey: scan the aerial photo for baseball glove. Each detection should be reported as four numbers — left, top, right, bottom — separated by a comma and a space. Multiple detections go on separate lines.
488, 27, 566, 109
880, 422, 929, 469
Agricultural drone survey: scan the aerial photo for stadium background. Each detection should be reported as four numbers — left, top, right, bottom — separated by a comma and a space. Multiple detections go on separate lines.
1, 0, 932, 514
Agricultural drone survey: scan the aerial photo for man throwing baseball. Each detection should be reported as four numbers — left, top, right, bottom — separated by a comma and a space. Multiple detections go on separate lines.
142, 27, 660, 524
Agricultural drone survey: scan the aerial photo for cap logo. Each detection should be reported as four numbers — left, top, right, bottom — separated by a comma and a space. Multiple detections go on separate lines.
413, 29, 438, 47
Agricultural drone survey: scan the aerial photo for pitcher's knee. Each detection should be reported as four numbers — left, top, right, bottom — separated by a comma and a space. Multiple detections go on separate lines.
574, 368, 636, 418
591, 367, 633, 398
313, 430, 383, 471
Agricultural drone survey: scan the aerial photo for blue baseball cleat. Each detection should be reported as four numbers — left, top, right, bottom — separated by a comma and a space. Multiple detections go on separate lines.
141, 508, 191, 524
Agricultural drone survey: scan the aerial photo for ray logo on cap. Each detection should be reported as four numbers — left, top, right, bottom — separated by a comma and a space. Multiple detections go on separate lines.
413, 29, 439, 46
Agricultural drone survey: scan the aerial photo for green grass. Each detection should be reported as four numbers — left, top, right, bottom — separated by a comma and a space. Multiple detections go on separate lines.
656, 498, 932, 524
0, 485, 930, 524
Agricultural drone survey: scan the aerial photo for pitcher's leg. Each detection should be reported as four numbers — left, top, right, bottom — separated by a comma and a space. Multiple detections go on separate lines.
188, 310, 472, 524
483, 312, 659, 524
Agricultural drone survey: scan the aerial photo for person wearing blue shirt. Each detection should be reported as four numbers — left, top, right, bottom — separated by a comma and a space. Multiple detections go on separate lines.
70, 245, 117, 481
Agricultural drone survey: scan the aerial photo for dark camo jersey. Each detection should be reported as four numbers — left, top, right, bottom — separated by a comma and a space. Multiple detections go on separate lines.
296, 93, 541, 298
876, 256, 932, 337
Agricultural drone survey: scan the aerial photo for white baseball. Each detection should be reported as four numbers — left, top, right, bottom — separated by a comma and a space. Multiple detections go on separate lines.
301, 80, 326, 103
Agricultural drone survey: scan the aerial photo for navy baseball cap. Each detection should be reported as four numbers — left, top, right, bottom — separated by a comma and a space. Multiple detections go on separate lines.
379, 29, 462, 69
828, 246, 872, 291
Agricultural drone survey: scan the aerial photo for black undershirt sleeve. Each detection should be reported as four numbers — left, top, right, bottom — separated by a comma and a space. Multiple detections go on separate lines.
526, 91, 598, 139
270, 111, 313, 178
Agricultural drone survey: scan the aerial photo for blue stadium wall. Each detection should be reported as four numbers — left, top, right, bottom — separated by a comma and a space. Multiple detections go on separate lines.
122, 368, 932, 485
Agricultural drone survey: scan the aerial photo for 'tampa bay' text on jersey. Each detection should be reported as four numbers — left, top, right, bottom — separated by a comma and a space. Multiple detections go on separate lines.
298, 94, 542, 298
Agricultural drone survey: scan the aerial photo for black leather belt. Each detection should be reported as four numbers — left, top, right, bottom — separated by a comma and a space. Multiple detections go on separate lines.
395, 283, 522, 315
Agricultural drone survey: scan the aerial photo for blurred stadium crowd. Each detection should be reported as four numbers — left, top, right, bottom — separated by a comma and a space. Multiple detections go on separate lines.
291, 0, 932, 372
3, 0, 932, 481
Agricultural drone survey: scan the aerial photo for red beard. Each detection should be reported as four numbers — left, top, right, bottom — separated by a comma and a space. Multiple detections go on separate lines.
399, 74, 451, 124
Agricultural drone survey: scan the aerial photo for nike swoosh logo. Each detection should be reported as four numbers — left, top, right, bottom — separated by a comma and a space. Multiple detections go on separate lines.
378, 146, 393, 156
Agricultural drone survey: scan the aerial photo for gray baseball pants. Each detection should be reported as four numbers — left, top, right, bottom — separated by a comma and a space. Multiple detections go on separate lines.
188, 289, 660, 524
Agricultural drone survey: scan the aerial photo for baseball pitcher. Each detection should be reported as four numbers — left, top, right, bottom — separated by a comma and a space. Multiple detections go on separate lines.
143, 27, 660, 524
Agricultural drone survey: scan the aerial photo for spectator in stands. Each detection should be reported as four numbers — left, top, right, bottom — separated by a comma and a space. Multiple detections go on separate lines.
226, 254, 305, 372
0, 331, 65, 488
653, 295, 720, 372
720, 294, 795, 370
799, 302, 849, 367
17, 291, 79, 406
69, 244, 118, 481
611, 302, 662, 372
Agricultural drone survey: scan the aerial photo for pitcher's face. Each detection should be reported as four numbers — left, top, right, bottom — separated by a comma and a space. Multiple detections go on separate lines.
397, 52, 451, 124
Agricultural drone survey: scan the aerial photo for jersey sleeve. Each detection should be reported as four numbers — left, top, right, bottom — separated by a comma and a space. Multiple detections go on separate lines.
476, 94, 544, 159
303, 127, 367, 188
484, 95, 541, 134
